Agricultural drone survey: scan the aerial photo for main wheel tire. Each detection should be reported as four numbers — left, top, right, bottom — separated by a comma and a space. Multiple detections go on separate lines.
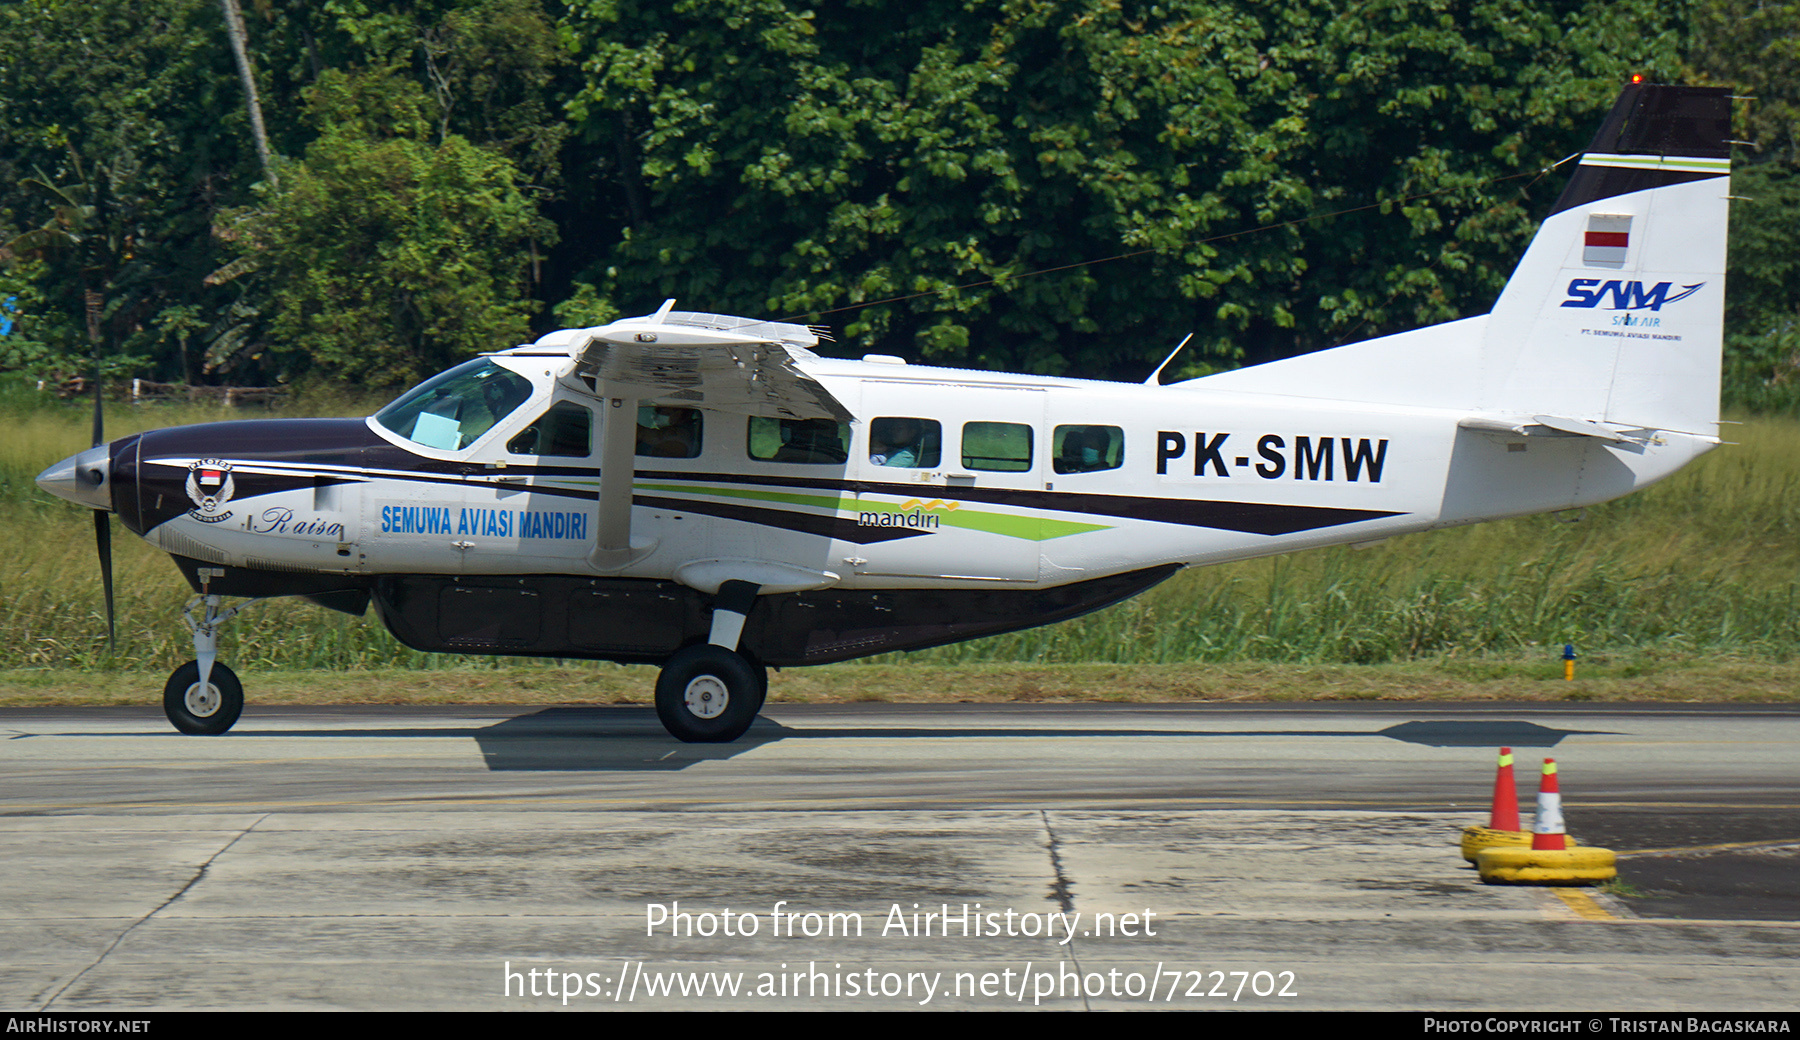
654, 644, 760, 743
163, 661, 244, 735
742, 653, 770, 716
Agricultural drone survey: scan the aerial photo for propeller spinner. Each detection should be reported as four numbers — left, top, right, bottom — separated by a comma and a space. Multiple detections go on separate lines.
35, 384, 116, 646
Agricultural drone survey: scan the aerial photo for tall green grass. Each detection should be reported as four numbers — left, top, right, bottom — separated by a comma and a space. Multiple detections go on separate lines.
4, 380, 1797, 672
0, 384, 436, 671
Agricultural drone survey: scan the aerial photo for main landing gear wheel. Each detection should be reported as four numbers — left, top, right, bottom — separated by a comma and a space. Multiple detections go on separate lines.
655, 645, 761, 743
743, 654, 769, 716
163, 661, 244, 735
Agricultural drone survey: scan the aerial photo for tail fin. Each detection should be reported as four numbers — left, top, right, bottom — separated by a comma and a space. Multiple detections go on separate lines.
1194, 83, 1733, 438
1484, 84, 1731, 436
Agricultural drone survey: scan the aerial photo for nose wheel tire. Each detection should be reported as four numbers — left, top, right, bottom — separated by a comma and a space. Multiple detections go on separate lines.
163, 661, 244, 735
654, 645, 761, 743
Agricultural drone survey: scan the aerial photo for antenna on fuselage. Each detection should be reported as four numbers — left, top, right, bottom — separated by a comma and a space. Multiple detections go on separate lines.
1144, 333, 1194, 386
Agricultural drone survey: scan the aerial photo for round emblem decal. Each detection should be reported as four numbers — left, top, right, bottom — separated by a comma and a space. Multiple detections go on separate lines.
185, 459, 237, 523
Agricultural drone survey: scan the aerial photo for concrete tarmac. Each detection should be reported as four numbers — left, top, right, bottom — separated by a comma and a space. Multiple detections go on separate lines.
3, 702, 1797, 1011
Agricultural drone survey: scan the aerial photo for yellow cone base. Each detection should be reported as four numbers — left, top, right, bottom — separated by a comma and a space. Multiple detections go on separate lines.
1461, 826, 1578, 863
1476, 845, 1616, 885
1462, 827, 1529, 862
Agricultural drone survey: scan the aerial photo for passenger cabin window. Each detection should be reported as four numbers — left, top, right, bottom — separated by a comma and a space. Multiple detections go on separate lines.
507, 401, 593, 457
748, 417, 850, 464
962, 421, 1033, 472
869, 417, 941, 468
637, 406, 703, 459
1053, 424, 1123, 474
375, 358, 533, 452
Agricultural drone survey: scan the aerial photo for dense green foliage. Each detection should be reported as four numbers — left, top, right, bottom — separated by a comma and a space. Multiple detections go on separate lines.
565, 0, 1681, 377
0, 0, 1794, 394
1689, 1, 1800, 410
217, 69, 554, 385
0, 0, 247, 381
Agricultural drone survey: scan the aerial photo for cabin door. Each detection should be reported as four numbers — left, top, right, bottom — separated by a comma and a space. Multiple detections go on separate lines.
849, 381, 1044, 584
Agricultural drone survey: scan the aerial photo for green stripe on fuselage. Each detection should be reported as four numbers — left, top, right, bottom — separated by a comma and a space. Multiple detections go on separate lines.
635, 481, 1110, 541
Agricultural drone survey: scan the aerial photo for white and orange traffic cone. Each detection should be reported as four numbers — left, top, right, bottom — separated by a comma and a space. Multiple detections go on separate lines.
1532, 757, 1568, 850
1477, 758, 1615, 884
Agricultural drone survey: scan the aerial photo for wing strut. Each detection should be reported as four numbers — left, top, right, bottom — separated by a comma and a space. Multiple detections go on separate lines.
562, 299, 852, 571
589, 395, 657, 570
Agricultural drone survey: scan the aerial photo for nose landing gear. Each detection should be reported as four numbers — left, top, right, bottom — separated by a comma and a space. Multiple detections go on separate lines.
163, 594, 255, 736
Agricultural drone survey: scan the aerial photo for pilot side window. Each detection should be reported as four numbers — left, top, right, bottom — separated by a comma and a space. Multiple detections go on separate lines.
962, 421, 1033, 472
869, 417, 941, 468
507, 401, 593, 457
747, 417, 850, 464
1053, 424, 1123, 474
637, 406, 703, 459
374, 358, 533, 452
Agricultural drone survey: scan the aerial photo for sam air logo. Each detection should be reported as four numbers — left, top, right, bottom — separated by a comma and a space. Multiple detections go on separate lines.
1562, 279, 1704, 311
185, 459, 236, 523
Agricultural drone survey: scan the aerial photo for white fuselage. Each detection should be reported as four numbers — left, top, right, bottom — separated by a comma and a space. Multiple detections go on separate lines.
134, 350, 1711, 593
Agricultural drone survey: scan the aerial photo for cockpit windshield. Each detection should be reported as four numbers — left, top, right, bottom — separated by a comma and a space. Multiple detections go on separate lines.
374, 358, 533, 451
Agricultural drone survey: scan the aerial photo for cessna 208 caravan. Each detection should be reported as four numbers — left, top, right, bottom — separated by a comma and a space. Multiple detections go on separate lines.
38, 83, 1734, 742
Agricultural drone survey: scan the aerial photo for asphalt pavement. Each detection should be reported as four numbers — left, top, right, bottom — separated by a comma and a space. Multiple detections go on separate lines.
3, 702, 1796, 1011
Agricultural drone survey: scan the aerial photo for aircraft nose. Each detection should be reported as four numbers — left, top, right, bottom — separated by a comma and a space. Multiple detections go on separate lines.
36, 444, 114, 511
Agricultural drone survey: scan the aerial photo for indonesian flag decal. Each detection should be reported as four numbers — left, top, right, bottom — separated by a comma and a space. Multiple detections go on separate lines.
1584, 214, 1631, 268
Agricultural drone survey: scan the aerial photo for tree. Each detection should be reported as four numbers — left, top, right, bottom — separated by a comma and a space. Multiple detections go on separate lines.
1687, 0, 1800, 408
0, 0, 254, 382
218, 68, 555, 387
1, 0, 574, 387
560, 0, 1684, 379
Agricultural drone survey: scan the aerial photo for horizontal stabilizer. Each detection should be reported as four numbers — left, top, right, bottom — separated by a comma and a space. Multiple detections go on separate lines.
1457, 414, 1665, 445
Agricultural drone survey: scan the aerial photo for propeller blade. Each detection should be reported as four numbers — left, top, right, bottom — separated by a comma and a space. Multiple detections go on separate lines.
94, 510, 115, 649
84, 289, 113, 648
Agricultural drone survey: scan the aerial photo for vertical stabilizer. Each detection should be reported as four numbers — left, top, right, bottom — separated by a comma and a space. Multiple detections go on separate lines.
1189, 84, 1732, 440
1482, 85, 1732, 435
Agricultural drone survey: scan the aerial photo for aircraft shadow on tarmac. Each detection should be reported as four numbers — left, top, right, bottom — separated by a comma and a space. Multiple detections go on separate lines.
1374, 719, 1613, 748
456, 711, 1616, 771
31, 710, 1616, 771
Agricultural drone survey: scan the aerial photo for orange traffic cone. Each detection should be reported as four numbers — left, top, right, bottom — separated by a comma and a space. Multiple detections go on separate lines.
1491, 747, 1521, 831
1460, 747, 1530, 862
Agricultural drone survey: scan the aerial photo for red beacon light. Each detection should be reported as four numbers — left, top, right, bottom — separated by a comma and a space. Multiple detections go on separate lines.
1630, 73, 1645, 84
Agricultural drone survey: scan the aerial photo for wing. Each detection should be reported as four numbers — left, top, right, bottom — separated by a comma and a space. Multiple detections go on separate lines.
551, 301, 854, 570
569, 301, 853, 423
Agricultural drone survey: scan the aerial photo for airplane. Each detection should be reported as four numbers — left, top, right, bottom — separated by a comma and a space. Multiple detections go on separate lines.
37, 82, 1733, 743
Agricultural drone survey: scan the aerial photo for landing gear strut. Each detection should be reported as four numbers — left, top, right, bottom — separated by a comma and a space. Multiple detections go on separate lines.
653, 579, 765, 743
164, 594, 253, 736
